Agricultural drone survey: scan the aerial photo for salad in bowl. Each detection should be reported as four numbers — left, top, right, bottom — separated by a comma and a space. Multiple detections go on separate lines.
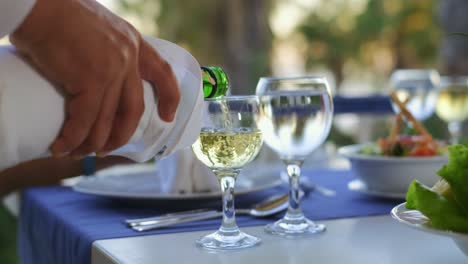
359, 92, 446, 158
366, 134, 444, 157
339, 92, 448, 194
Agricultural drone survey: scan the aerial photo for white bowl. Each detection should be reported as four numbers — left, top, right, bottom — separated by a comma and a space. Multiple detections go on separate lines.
392, 203, 468, 256
338, 144, 448, 194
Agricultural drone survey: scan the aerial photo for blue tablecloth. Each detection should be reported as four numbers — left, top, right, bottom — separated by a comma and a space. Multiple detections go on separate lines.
18, 169, 403, 264
333, 95, 393, 114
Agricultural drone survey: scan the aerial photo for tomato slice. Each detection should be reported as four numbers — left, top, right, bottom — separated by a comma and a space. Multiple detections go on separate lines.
409, 146, 437, 156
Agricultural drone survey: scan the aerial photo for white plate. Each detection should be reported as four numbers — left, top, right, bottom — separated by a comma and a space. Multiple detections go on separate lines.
73, 164, 282, 200
391, 203, 468, 256
348, 179, 406, 199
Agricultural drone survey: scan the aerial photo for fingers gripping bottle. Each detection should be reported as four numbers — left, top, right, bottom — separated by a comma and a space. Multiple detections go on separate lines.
0, 37, 228, 171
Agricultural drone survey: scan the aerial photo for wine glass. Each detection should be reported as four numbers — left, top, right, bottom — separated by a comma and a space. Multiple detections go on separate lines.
256, 76, 334, 236
390, 69, 440, 121
191, 95, 263, 249
435, 76, 468, 144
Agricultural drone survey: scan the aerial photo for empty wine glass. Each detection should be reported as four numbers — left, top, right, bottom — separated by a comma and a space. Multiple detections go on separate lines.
390, 69, 440, 121
191, 95, 263, 249
256, 76, 333, 236
435, 76, 468, 144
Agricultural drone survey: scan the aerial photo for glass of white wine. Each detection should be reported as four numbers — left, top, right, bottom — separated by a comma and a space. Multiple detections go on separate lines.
390, 69, 440, 121
256, 76, 333, 236
435, 76, 468, 144
191, 95, 263, 250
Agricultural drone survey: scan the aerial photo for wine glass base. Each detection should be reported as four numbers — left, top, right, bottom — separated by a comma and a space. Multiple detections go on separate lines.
264, 217, 326, 237
196, 230, 261, 250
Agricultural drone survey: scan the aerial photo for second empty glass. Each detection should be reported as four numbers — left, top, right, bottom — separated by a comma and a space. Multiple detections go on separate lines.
256, 76, 334, 236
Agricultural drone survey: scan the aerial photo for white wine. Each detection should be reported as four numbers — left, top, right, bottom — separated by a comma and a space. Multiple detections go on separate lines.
192, 129, 263, 173
220, 100, 233, 129
257, 91, 333, 160
393, 89, 437, 121
436, 86, 468, 122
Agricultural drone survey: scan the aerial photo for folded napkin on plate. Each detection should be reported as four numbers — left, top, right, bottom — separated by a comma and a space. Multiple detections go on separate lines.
156, 148, 219, 194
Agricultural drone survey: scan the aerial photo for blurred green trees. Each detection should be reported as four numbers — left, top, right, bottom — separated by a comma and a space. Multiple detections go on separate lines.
117, 0, 441, 92
297, 0, 440, 88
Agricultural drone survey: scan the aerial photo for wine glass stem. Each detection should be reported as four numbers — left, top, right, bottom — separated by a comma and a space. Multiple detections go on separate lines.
284, 161, 304, 217
448, 121, 462, 144
216, 171, 239, 233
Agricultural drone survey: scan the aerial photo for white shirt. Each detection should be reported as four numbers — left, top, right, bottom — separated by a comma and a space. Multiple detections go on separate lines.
0, 0, 36, 38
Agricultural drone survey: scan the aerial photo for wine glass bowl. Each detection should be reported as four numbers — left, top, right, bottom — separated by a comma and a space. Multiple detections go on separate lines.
256, 76, 334, 236
435, 76, 468, 144
256, 90, 332, 160
390, 69, 440, 121
191, 95, 263, 250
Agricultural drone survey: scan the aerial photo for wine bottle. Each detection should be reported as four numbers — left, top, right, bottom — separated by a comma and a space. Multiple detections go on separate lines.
201, 66, 229, 98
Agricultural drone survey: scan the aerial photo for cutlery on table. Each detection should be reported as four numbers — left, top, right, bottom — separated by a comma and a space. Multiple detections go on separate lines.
301, 177, 336, 197
126, 209, 211, 227
128, 193, 289, 232
281, 171, 336, 197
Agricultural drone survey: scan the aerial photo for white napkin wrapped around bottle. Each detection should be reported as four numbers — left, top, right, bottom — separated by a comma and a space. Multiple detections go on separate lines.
156, 147, 219, 194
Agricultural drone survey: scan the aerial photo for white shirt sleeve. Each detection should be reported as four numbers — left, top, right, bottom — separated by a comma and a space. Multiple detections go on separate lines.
0, 0, 36, 38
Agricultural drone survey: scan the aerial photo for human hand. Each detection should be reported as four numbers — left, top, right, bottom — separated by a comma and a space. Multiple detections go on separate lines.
10, 0, 180, 159
0, 155, 133, 197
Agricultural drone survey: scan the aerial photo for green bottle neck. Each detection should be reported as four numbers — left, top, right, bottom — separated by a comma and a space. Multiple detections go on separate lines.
201, 66, 229, 98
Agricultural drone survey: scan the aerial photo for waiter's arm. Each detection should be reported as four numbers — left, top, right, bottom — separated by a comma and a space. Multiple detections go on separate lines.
0, 156, 132, 197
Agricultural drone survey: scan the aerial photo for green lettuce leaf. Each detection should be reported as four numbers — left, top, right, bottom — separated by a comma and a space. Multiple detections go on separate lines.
437, 145, 468, 214
406, 180, 468, 232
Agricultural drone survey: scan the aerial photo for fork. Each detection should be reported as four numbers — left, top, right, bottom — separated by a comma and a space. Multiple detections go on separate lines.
300, 177, 336, 197
128, 194, 289, 232
281, 171, 336, 197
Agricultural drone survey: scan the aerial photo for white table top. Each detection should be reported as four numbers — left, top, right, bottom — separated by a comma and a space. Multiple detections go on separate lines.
92, 215, 466, 264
